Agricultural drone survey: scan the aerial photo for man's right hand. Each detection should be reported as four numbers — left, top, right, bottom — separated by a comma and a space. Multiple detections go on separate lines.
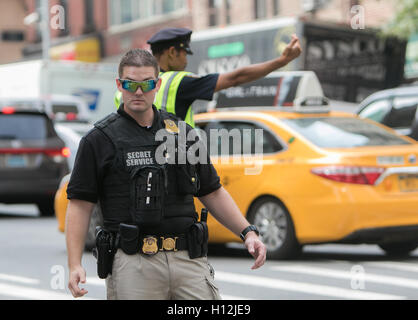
68, 265, 88, 298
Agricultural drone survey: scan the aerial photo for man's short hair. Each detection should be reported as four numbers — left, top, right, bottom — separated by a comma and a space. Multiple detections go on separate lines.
118, 49, 160, 78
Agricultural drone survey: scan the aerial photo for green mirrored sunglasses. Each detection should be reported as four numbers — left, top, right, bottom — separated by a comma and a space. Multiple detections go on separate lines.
119, 79, 158, 93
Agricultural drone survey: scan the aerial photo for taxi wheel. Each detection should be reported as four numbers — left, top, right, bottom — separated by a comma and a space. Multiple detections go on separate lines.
378, 242, 418, 257
85, 205, 103, 251
248, 197, 301, 260
37, 199, 55, 217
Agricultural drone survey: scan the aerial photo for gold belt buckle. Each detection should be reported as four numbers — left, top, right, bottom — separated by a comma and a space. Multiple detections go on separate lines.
161, 237, 178, 251
142, 236, 159, 255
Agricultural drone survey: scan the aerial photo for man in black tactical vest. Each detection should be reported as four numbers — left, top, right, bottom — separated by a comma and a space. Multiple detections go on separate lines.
65, 49, 266, 299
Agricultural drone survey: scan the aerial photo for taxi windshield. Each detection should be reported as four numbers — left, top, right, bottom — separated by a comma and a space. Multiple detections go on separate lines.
281, 117, 411, 148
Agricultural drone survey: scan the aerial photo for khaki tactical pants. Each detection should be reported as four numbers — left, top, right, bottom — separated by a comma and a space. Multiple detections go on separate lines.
106, 249, 222, 300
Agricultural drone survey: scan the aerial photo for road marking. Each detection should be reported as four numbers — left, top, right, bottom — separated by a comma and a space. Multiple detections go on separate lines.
86, 277, 250, 300
216, 271, 404, 300
86, 277, 105, 286
0, 273, 40, 285
0, 282, 95, 300
364, 261, 418, 273
272, 265, 418, 290
221, 294, 250, 300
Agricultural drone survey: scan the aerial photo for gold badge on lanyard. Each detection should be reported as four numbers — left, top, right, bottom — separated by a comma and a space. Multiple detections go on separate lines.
142, 236, 158, 255
164, 119, 179, 134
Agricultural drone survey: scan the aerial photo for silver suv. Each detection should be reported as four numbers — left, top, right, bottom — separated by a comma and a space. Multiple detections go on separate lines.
0, 105, 69, 216
357, 85, 418, 141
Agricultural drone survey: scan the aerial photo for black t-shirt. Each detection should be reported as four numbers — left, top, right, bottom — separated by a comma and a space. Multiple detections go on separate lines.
165, 71, 219, 121
67, 106, 221, 222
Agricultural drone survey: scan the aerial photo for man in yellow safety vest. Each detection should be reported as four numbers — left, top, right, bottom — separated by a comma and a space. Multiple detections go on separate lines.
114, 27, 301, 127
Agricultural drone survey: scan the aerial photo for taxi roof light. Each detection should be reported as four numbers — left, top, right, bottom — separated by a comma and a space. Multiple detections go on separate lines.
277, 96, 331, 114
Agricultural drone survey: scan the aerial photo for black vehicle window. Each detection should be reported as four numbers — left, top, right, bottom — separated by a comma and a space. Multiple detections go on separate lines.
383, 96, 418, 128
197, 121, 283, 156
281, 117, 411, 148
358, 99, 391, 123
0, 114, 47, 140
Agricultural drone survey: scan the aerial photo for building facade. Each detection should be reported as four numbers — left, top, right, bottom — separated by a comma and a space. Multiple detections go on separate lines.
0, 0, 400, 64
0, 0, 27, 64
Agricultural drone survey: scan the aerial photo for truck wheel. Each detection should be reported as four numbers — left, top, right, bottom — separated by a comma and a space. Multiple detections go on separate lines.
248, 197, 301, 260
378, 242, 418, 257
84, 205, 103, 251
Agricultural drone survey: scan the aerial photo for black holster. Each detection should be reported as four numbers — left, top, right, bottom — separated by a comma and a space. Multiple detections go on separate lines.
93, 227, 118, 279
187, 208, 209, 259
118, 223, 140, 255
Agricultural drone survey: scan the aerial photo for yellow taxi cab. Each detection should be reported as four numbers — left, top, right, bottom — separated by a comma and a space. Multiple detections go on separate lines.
55, 101, 418, 259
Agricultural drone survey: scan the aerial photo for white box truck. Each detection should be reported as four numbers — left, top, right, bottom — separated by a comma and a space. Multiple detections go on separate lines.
0, 59, 118, 122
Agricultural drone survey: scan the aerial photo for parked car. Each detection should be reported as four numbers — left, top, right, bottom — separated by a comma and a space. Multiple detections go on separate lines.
55, 104, 418, 258
357, 86, 418, 140
0, 105, 69, 216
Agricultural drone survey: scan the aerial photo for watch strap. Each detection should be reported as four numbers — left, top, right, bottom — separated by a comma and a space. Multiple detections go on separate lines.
240, 225, 259, 241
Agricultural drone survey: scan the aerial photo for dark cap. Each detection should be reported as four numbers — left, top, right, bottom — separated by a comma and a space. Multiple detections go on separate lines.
147, 28, 193, 55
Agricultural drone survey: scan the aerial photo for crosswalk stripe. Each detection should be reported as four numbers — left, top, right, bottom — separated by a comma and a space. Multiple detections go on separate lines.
221, 294, 250, 300
364, 261, 418, 273
272, 265, 418, 290
86, 277, 105, 286
0, 273, 40, 285
0, 282, 95, 300
86, 277, 250, 300
215, 271, 404, 300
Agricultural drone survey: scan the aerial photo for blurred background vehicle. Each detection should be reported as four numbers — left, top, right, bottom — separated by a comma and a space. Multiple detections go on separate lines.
54, 122, 92, 170
188, 17, 407, 105
357, 85, 418, 141
54, 173, 102, 250
1, 94, 91, 123
0, 60, 117, 122
0, 104, 69, 216
194, 105, 418, 259
209, 70, 325, 112
53, 122, 97, 250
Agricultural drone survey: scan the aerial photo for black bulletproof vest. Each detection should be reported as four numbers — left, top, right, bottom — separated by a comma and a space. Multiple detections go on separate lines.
94, 110, 197, 232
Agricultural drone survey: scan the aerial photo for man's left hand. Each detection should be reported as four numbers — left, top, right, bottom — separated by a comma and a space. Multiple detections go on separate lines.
281, 34, 302, 63
244, 233, 267, 270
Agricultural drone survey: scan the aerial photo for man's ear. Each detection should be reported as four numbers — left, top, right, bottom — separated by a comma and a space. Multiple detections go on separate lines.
155, 78, 162, 91
167, 46, 178, 58
116, 78, 122, 91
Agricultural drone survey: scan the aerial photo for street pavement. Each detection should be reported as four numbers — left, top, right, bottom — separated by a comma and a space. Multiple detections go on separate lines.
0, 205, 418, 300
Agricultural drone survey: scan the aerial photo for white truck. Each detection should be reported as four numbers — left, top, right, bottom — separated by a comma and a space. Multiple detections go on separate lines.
0, 59, 118, 122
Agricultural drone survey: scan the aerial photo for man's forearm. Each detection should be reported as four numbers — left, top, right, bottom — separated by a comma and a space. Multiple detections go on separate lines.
65, 199, 94, 269
215, 56, 289, 91
198, 187, 250, 237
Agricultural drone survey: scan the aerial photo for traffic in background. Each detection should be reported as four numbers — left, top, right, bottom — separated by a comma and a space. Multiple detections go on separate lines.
0, 1, 417, 301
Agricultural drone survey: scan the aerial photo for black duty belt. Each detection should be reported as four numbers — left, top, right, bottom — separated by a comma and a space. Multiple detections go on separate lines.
118, 233, 188, 256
